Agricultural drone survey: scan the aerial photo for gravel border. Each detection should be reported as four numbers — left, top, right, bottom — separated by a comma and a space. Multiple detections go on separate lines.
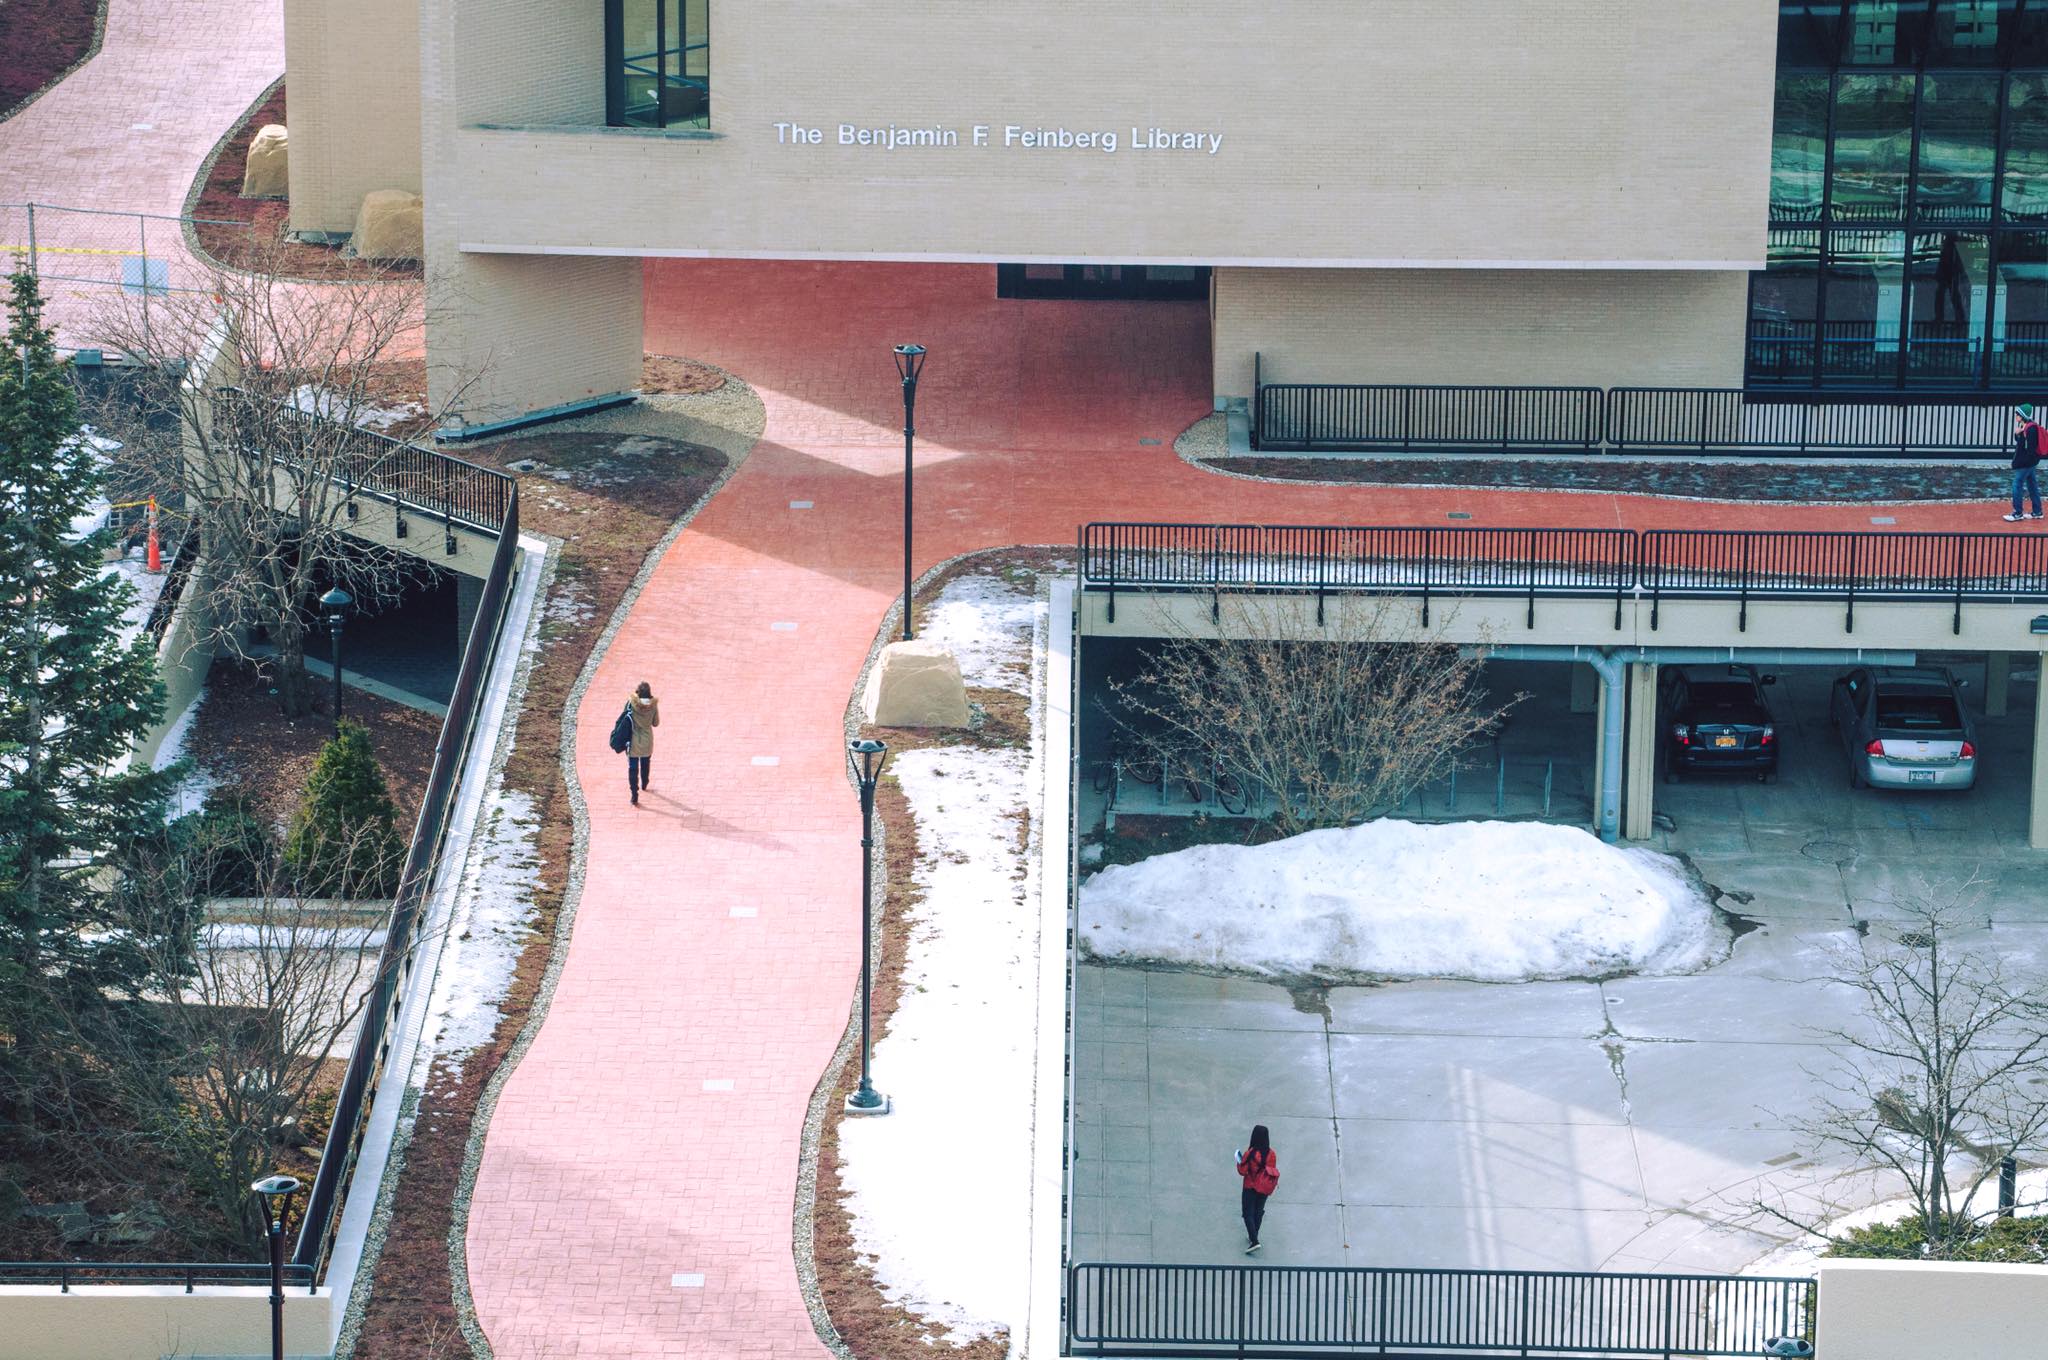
1174, 413, 2005, 508
331, 529, 562, 1359
428, 372, 768, 1359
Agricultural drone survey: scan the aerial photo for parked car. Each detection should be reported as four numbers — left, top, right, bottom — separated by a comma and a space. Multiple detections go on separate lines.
1661, 665, 1779, 782
1830, 667, 1977, 791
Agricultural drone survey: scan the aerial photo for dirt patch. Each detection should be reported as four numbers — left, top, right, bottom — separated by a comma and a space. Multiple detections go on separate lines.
807, 549, 1062, 1360
190, 655, 439, 834
1206, 454, 2008, 505
0, 0, 104, 121
642, 354, 726, 395
347, 426, 729, 1356
189, 81, 422, 279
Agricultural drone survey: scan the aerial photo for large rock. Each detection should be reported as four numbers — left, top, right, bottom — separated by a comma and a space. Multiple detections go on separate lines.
863, 640, 971, 728
351, 189, 424, 262
241, 124, 289, 198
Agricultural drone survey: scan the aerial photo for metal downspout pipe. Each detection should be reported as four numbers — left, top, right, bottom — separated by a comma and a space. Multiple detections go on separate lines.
1586, 651, 1627, 844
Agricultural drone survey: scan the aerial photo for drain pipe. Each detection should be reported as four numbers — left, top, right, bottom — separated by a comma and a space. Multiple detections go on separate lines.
1586, 651, 1626, 844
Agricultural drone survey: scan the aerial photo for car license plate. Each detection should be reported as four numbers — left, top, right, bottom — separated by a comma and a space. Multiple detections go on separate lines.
1714, 735, 1738, 748
1908, 770, 1936, 785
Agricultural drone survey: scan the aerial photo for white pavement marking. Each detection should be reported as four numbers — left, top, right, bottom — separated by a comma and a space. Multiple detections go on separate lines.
790, 500, 814, 509
751, 755, 781, 766
729, 906, 759, 918
670, 1273, 706, 1288
771, 621, 799, 631
702, 1079, 736, 1092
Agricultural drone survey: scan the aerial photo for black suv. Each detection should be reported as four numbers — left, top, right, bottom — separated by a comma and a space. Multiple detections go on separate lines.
1661, 665, 1779, 783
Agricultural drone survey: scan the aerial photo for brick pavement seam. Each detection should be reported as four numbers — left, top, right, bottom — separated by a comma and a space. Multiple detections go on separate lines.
444, 376, 766, 1359
332, 531, 563, 1359
0, 0, 109, 125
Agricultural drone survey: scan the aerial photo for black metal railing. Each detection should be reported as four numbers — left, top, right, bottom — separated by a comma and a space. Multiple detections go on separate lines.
1254, 383, 1604, 455
288, 475, 521, 1278
142, 522, 200, 644
1079, 522, 2048, 636
215, 387, 515, 537
1605, 389, 2010, 459
0, 1260, 315, 1292
1065, 1262, 1815, 1360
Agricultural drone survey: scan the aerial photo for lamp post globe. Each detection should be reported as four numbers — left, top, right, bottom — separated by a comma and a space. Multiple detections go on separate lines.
250, 1174, 302, 1360
319, 586, 352, 733
846, 737, 890, 1113
892, 345, 926, 643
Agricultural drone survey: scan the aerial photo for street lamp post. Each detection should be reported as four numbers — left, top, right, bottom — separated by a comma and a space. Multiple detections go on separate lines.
893, 344, 926, 642
845, 737, 890, 1114
250, 1174, 301, 1360
319, 586, 352, 733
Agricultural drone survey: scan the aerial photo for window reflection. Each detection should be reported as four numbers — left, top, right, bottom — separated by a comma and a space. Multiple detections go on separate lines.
607, 0, 709, 130
1992, 232, 2048, 380
1916, 74, 1999, 222
1751, 232, 1824, 384
1830, 75, 1916, 221
2006, 76, 2048, 222
1907, 232, 1989, 380
1823, 231, 1907, 380
1772, 76, 1830, 221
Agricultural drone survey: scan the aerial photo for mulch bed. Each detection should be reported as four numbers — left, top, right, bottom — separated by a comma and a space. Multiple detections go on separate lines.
1209, 455, 2012, 505
189, 81, 422, 279
347, 422, 729, 1355
190, 655, 439, 834
0, 0, 104, 120
808, 549, 1060, 1360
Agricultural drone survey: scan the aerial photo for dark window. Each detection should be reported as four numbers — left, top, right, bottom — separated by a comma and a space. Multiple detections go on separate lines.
605, 0, 709, 130
995, 264, 1210, 301
1875, 692, 1965, 728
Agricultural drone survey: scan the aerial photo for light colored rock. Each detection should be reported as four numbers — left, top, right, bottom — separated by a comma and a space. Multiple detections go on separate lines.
351, 189, 424, 262
241, 124, 289, 198
863, 640, 971, 728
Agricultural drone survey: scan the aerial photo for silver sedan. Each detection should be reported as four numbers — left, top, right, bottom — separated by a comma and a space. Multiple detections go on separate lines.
1830, 667, 1978, 791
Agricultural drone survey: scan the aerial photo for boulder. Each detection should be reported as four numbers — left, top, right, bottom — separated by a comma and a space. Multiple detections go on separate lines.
862, 640, 971, 728
351, 189, 424, 262
241, 124, 289, 198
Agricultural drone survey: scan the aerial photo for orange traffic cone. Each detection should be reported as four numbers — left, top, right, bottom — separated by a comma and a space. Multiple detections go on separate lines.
145, 497, 162, 573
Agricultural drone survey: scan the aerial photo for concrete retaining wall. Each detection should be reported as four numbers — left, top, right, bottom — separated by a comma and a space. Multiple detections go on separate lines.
1816, 1258, 2048, 1360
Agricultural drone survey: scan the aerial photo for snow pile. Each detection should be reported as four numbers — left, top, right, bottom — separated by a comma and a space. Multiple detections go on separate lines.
428, 788, 540, 1061
918, 570, 1036, 689
1079, 819, 1722, 982
290, 384, 424, 432
836, 746, 1035, 1343
1743, 1168, 2048, 1277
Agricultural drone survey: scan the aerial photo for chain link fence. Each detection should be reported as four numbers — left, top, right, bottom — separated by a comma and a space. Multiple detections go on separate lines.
0, 202, 248, 350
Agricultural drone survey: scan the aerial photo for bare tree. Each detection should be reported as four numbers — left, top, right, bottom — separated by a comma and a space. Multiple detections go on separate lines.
1767, 878, 2048, 1255
84, 238, 478, 717
1108, 592, 1519, 836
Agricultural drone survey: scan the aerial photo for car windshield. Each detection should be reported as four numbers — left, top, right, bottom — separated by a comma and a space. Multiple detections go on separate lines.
1689, 682, 1756, 706
1875, 693, 1962, 731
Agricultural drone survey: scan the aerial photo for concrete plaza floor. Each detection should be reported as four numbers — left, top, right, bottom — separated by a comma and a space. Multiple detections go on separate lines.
1070, 664, 2048, 1274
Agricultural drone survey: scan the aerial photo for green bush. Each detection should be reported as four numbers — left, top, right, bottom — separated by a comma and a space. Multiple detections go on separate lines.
283, 720, 405, 899
175, 791, 278, 897
1826, 1212, 2048, 1263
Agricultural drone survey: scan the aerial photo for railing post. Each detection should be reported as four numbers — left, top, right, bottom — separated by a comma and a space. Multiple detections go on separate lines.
1954, 533, 1968, 636
1236, 1265, 1249, 1360
1317, 526, 1328, 627
1421, 527, 1433, 628
1845, 534, 1859, 634
1526, 528, 1539, 630
1661, 1276, 1675, 1360
24, 202, 37, 279
1739, 533, 1752, 633
1697, 388, 1710, 454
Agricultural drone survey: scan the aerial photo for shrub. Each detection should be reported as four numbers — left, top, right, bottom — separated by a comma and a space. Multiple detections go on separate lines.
176, 791, 278, 897
283, 720, 404, 898
1826, 1212, 2048, 1264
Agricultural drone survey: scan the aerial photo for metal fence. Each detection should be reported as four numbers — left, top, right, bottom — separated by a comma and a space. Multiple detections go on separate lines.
290, 469, 521, 1277
0, 1261, 316, 1292
1605, 389, 2011, 459
1254, 382, 1605, 454
1079, 522, 2048, 636
1065, 1262, 1816, 1359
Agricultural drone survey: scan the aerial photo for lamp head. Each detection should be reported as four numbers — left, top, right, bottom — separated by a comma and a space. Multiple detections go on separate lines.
847, 736, 888, 781
319, 586, 353, 614
893, 344, 927, 384
250, 1174, 302, 1204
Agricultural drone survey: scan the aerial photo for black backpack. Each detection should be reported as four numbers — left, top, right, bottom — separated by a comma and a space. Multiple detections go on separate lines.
608, 704, 634, 754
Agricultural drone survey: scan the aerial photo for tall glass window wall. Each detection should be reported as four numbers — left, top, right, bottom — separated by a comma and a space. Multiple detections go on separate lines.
1752, 1, 2048, 388
605, 0, 709, 130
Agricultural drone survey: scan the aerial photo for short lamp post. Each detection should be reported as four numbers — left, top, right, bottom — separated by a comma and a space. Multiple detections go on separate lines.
251, 1174, 301, 1360
319, 586, 352, 734
892, 344, 927, 642
846, 737, 890, 1114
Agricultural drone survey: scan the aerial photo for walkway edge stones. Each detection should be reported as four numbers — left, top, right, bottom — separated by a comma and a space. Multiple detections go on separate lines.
438, 375, 767, 1360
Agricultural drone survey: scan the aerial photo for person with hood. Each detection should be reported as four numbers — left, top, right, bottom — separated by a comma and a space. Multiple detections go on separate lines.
2006, 404, 2043, 523
1235, 1124, 1279, 1254
626, 680, 659, 804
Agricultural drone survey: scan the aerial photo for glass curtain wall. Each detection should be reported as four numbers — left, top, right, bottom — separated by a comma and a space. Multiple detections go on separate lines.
605, 0, 710, 130
1751, 0, 2048, 388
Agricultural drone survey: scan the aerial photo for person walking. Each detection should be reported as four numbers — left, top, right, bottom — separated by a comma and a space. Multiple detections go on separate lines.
626, 680, 659, 804
1235, 1124, 1279, 1254
2006, 405, 2043, 523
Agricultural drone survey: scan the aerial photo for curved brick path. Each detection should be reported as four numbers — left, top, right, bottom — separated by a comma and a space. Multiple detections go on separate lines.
461, 259, 2013, 1358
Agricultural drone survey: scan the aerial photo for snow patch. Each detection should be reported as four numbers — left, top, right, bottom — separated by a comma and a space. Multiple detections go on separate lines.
428, 788, 540, 1060
837, 745, 1035, 1344
1744, 1169, 2048, 1276
920, 571, 1036, 693
1079, 819, 1723, 982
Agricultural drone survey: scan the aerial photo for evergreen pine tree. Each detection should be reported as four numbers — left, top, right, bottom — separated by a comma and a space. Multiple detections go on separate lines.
0, 267, 184, 1138
284, 718, 405, 897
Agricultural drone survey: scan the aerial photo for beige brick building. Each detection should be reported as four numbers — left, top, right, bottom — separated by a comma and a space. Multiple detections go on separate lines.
286, 0, 1783, 433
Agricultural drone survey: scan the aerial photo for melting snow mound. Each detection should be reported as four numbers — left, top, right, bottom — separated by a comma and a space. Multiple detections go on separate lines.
1079, 819, 1723, 982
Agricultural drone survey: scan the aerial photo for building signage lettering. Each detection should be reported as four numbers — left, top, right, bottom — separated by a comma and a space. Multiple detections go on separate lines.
772, 122, 1224, 155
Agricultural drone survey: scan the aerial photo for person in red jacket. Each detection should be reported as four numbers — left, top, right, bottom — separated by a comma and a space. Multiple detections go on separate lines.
1235, 1124, 1279, 1254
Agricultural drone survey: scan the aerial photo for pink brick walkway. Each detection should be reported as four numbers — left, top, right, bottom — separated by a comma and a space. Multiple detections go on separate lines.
461, 259, 2012, 1358
0, 0, 284, 346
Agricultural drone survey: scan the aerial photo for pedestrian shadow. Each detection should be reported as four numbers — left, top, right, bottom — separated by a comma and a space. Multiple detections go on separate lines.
632, 793, 795, 850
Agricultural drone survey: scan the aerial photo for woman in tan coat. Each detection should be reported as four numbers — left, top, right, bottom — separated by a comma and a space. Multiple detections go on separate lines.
627, 680, 659, 804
